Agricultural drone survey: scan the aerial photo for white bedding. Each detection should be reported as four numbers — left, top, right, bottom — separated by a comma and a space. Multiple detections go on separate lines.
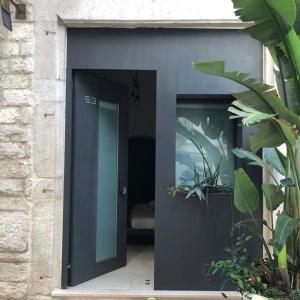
131, 203, 155, 229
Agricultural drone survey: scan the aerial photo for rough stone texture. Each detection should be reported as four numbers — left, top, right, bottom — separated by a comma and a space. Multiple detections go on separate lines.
0, 0, 35, 299
0, 179, 24, 196
0, 282, 28, 299
0, 211, 28, 252
0, 262, 30, 282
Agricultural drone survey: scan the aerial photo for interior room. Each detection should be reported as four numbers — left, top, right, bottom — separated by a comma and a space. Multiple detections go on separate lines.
70, 70, 156, 291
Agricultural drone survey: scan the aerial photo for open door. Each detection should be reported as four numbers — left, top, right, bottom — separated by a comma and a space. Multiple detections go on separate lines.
69, 71, 129, 286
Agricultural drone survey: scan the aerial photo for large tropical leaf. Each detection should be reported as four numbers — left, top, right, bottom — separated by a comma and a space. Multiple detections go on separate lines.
233, 0, 300, 84
193, 61, 300, 131
232, 0, 296, 46
263, 148, 287, 175
228, 100, 276, 126
234, 168, 260, 213
232, 148, 264, 167
274, 212, 300, 253
262, 183, 284, 211
250, 122, 285, 153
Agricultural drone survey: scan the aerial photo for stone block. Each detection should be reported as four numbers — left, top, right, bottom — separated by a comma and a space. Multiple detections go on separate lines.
0, 211, 28, 252
31, 179, 54, 202
29, 200, 54, 296
34, 0, 58, 21
8, 57, 34, 74
0, 262, 30, 282
34, 79, 57, 102
0, 107, 19, 123
18, 107, 33, 125
28, 276, 52, 296
0, 41, 19, 57
33, 104, 55, 177
0, 59, 9, 74
7, 23, 34, 42
31, 201, 54, 275
20, 40, 35, 56
35, 23, 57, 79
0, 251, 30, 263
2, 89, 33, 106
0, 124, 31, 142
0, 142, 28, 158
0, 197, 29, 211
0, 159, 29, 178
0, 179, 24, 196
0, 107, 33, 124
0, 74, 31, 89
0, 282, 27, 299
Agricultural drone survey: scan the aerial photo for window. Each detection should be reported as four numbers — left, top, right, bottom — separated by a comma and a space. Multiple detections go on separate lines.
176, 98, 235, 188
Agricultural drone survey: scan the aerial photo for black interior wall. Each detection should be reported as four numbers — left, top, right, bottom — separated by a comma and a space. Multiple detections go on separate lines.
88, 70, 156, 138
65, 28, 263, 290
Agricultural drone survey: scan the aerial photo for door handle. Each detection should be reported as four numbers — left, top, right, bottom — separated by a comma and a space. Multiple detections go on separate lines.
120, 186, 127, 196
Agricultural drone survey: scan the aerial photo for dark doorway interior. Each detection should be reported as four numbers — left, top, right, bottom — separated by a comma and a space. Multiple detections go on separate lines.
92, 70, 156, 246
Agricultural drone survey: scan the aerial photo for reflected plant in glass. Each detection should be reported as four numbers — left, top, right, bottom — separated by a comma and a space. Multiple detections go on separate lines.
169, 103, 233, 203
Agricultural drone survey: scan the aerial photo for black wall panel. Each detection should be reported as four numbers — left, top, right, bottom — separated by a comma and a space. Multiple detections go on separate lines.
65, 28, 263, 290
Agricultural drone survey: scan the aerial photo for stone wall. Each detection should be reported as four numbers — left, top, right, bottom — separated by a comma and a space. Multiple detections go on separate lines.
0, 1, 34, 299
0, 0, 63, 299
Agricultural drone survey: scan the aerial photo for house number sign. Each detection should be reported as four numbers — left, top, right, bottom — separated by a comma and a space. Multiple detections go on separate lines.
84, 96, 97, 105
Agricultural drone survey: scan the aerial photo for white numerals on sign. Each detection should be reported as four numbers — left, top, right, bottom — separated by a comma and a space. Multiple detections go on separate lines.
85, 96, 97, 104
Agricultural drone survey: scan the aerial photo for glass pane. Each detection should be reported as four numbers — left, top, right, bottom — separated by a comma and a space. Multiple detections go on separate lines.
176, 103, 234, 188
96, 101, 119, 263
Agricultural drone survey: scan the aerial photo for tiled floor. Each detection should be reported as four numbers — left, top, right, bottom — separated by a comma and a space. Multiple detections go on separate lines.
69, 245, 154, 292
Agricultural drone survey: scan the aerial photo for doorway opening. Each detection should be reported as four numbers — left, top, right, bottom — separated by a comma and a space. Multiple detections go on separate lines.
68, 69, 156, 291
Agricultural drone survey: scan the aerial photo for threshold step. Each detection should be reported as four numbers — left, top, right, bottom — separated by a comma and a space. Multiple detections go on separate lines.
52, 288, 240, 300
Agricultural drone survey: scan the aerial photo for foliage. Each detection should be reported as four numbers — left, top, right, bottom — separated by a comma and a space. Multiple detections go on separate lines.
211, 234, 281, 299
168, 139, 231, 204
289, 289, 300, 300
193, 0, 300, 296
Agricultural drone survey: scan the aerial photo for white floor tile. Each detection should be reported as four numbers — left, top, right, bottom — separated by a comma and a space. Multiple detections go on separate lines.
69, 245, 154, 292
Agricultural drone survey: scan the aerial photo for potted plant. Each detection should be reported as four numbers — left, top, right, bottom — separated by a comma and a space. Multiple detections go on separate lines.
168, 136, 232, 206
193, 0, 300, 298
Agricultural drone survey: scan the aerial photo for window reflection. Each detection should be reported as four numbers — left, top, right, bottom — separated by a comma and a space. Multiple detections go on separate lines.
176, 103, 234, 188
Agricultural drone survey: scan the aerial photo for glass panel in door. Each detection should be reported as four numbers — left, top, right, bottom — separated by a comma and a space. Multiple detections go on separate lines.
96, 101, 119, 262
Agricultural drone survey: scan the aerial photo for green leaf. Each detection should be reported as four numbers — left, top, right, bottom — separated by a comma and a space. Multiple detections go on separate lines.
185, 189, 195, 199
228, 100, 276, 126
193, 61, 300, 131
232, 0, 296, 46
234, 0, 300, 86
275, 119, 297, 146
195, 187, 204, 201
250, 122, 284, 153
262, 183, 284, 211
232, 148, 264, 167
234, 168, 259, 213
274, 212, 300, 253
263, 148, 287, 175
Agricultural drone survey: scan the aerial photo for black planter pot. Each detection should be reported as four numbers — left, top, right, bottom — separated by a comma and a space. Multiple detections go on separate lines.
170, 192, 237, 290
157, 191, 261, 291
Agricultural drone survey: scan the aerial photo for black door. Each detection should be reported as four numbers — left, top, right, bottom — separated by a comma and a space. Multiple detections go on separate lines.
69, 71, 129, 286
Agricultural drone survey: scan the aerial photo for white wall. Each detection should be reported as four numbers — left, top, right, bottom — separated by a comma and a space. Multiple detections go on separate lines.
59, 0, 236, 22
